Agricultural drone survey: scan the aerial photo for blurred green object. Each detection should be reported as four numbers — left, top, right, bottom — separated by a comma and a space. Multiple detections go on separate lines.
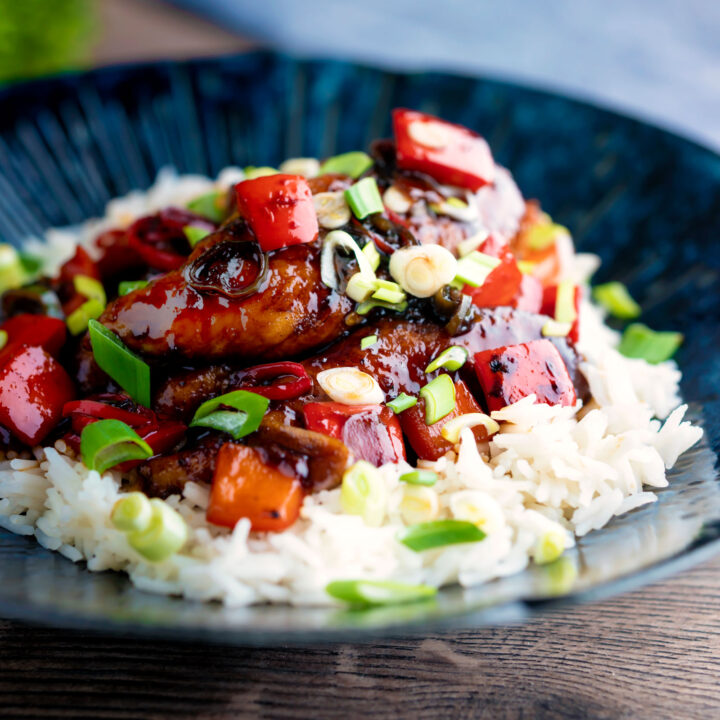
0, 0, 96, 83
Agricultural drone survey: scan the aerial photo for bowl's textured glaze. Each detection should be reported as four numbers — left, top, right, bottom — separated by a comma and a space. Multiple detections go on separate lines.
0, 53, 718, 643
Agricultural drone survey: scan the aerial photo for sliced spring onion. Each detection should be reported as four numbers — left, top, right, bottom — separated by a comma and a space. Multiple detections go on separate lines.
454, 251, 500, 287
386, 393, 417, 414
0, 330, 6, 350
431, 195, 478, 223
457, 230, 489, 257
360, 334, 378, 350
555, 281, 577, 323
73, 275, 106, 305
355, 298, 408, 315
80, 419, 153, 474
345, 272, 376, 302
278, 157, 320, 177
388, 245, 457, 298
88, 320, 151, 407
319, 151, 373, 179
111, 492, 153, 533
362, 241, 381, 272
419, 374, 456, 425
592, 281, 641, 319
317, 367, 385, 405
66, 298, 105, 335
425, 346, 468, 373
371, 279, 406, 305
400, 485, 440, 524
399, 470, 438, 486
533, 526, 566, 565
313, 191, 351, 229
183, 225, 211, 248
320, 230, 375, 290
618, 323, 683, 364
244, 166, 278, 179
127, 498, 188, 563
345, 177, 384, 219
517, 260, 537, 275
19, 252, 43, 281
0, 244, 26, 292
118, 280, 149, 296
382, 185, 412, 214
189, 389, 269, 439
440, 413, 499, 443
187, 190, 226, 223
325, 579, 436, 606
526, 221, 570, 251
541, 319, 572, 337
398, 519, 486, 552
340, 460, 387, 526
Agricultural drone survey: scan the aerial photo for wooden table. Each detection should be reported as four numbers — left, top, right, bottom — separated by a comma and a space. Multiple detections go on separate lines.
1, 555, 718, 719
0, 3, 717, 718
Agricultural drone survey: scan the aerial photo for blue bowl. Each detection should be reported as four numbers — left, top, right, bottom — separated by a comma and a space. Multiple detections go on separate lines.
0, 52, 718, 643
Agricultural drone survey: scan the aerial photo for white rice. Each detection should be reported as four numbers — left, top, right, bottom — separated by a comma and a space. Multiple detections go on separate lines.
0, 170, 703, 607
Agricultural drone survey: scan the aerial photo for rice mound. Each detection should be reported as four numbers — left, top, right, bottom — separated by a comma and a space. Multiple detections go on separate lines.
0, 170, 703, 607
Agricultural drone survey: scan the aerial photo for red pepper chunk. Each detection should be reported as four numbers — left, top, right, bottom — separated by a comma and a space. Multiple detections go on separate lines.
393, 109, 495, 191
235, 174, 319, 252
207, 443, 304, 532
0, 315, 66, 362
464, 252, 542, 314
399, 379, 490, 461
0, 346, 75, 445
541, 284, 581, 344
303, 402, 406, 467
473, 339, 576, 412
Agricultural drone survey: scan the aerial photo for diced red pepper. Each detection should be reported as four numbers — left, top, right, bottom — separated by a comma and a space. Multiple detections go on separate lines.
303, 402, 406, 466
0, 315, 66, 362
392, 109, 495, 191
207, 443, 304, 532
541, 284, 581, 343
58, 245, 101, 284
94, 229, 144, 279
0, 346, 75, 445
399, 379, 490, 461
473, 339, 576, 411
235, 174, 319, 252
128, 207, 216, 271
237, 361, 312, 401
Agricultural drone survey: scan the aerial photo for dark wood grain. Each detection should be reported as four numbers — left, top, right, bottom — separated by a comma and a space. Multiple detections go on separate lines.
1, 555, 719, 720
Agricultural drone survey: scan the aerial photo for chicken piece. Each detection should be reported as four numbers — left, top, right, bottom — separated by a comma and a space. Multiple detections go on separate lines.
97, 225, 353, 362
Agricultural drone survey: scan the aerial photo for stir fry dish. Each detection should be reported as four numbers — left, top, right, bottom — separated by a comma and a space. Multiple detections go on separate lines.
0, 110, 701, 607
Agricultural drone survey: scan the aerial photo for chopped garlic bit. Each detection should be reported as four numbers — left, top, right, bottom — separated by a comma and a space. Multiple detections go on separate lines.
314, 191, 351, 229
440, 413, 500, 444
408, 120, 451, 149
279, 157, 320, 178
383, 185, 412, 214
317, 367, 385, 405
432, 193, 479, 223
400, 486, 440, 525
389, 245, 457, 298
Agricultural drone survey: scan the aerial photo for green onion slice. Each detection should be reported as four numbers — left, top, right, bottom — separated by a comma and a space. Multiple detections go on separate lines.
592, 281, 641, 319
19, 252, 43, 280
356, 299, 408, 316
386, 393, 417, 414
362, 241, 381, 271
189, 389, 269, 439
340, 460, 387, 526
66, 298, 105, 336
454, 251, 500, 287
0, 330, 7, 350
183, 225, 211, 248
118, 280, 149, 296
320, 230, 375, 290
618, 323, 683, 364
419, 374, 456, 425
244, 166, 278, 179
127, 498, 188, 563
345, 177, 384, 219
555, 281, 577, 323
112, 492, 153, 533
187, 191, 226, 223
73, 275, 106, 305
425, 346, 468, 373
88, 319, 152, 407
398, 519, 486, 552
0, 244, 26, 292
325, 579, 436, 606
371, 281, 406, 304
80, 419, 153, 475
361, 334, 378, 350
399, 470, 438, 487
319, 151, 373, 179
